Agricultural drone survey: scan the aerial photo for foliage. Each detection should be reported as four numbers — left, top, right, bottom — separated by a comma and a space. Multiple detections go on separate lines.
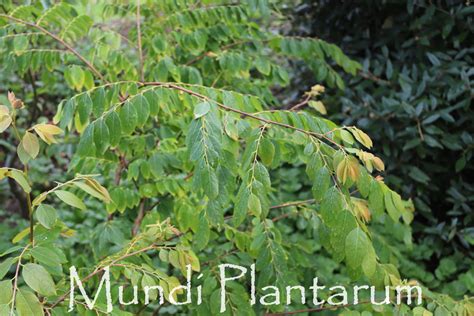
290, 0, 474, 300
0, 1, 471, 315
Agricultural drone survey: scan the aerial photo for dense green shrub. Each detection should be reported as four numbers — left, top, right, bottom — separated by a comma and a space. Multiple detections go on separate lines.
0, 1, 472, 315
290, 0, 473, 298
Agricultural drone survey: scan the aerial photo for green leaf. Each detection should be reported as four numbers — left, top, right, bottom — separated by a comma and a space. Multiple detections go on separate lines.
0, 304, 8, 315
8, 169, 31, 193
105, 111, 122, 147
17, 143, 31, 165
329, 210, 357, 261
384, 191, 401, 222
35, 204, 57, 229
0, 257, 14, 279
200, 167, 219, 199
141, 274, 157, 300
61, 15, 93, 42
194, 212, 210, 251
133, 94, 150, 128
60, 99, 75, 129
340, 130, 354, 145
22, 263, 56, 296
255, 57, 271, 76
93, 118, 110, 154
320, 187, 343, 227
76, 124, 95, 157
194, 101, 211, 119
368, 180, 384, 217
312, 167, 331, 201
413, 307, 434, 316
345, 227, 370, 269
54, 190, 86, 210
119, 101, 138, 134
0, 280, 12, 304
356, 168, 371, 198
258, 138, 275, 166
76, 93, 93, 125
362, 250, 377, 278
455, 155, 466, 172
233, 186, 250, 227
91, 87, 106, 117
16, 288, 44, 316
68, 65, 85, 90
30, 246, 62, 267
247, 194, 262, 216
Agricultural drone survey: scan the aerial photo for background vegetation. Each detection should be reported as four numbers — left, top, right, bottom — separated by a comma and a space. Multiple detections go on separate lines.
289, 0, 473, 299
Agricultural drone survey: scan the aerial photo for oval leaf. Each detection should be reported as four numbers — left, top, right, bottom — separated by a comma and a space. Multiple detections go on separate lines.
54, 190, 86, 210
22, 263, 56, 296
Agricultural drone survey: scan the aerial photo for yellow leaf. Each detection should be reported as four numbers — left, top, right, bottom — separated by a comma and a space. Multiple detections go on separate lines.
88, 178, 111, 203
356, 150, 374, 172
32, 192, 48, 206
337, 156, 360, 184
352, 198, 371, 222
34, 130, 55, 144
308, 100, 327, 115
74, 178, 111, 203
12, 227, 30, 243
372, 156, 385, 171
22, 131, 40, 159
206, 51, 218, 58
336, 159, 348, 184
33, 124, 62, 145
356, 150, 384, 172
0, 112, 12, 133
350, 127, 373, 149
164, 276, 182, 303
74, 114, 88, 134
185, 250, 200, 272
347, 157, 360, 181
307, 84, 325, 97
0, 105, 9, 115
60, 227, 76, 237
0, 168, 8, 180
34, 123, 63, 135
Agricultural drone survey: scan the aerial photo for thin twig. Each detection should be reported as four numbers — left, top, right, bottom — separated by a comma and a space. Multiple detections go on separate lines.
132, 199, 146, 236
416, 118, 425, 141
185, 40, 252, 65
141, 82, 345, 151
271, 199, 316, 222
270, 199, 315, 210
10, 245, 30, 316
223, 199, 315, 222
288, 95, 311, 111
359, 70, 391, 86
